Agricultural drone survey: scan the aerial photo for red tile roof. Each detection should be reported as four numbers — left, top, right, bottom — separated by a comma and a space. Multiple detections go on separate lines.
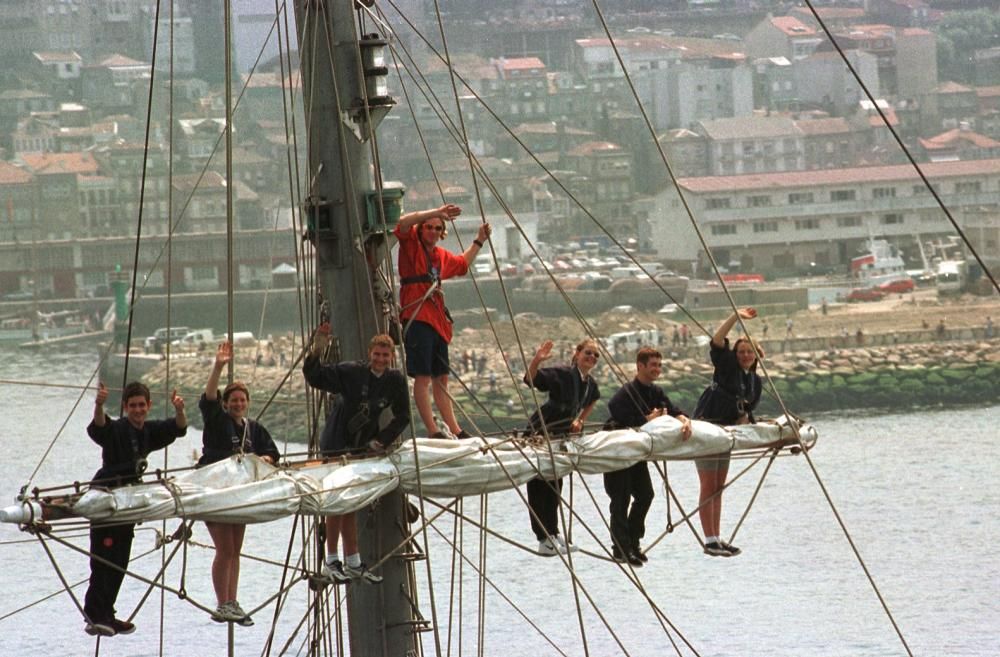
795, 117, 852, 135
937, 81, 972, 94
677, 159, 1000, 193
919, 128, 1000, 150
770, 16, 817, 38
19, 152, 99, 175
498, 57, 546, 71
0, 161, 33, 185
568, 141, 622, 156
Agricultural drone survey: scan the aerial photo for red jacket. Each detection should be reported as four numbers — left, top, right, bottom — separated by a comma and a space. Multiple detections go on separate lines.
394, 224, 468, 342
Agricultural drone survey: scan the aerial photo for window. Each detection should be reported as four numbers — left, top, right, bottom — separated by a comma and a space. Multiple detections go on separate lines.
788, 192, 814, 205
837, 216, 862, 227
747, 195, 771, 207
831, 190, 856, 202
753, 221, 778, 232
772, 252, 795, 269
881, 213, 903, 225
955, 181, 981, 194
711, 224, 737, 235
912, 184, 928, 195
795, 218, 820, 230
742, 141, 754, 155
706, 198, 731, 210
872, 187, 896, 199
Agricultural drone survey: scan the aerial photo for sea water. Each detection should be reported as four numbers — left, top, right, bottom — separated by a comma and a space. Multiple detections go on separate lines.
0, 349, 996, 657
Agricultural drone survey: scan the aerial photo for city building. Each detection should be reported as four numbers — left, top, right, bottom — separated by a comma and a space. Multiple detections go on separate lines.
919, 127, 1000, 162
744, 16, 824, 63
647, 159, 1000, 276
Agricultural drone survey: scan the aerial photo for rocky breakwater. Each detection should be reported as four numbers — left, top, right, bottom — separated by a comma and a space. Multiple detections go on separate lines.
139, 336, 313, 445
749, 340, 1000, 416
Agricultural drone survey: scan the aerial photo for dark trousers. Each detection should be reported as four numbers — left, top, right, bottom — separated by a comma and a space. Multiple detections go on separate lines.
83, 522, 135, 623
527, 476, 563, 541
603, 461, 653, 551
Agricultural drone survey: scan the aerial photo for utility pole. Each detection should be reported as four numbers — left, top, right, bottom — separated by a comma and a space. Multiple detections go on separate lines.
292, 2, 417, 656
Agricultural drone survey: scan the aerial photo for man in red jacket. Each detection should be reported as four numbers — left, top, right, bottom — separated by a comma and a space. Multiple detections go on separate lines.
394, 204, 491, 438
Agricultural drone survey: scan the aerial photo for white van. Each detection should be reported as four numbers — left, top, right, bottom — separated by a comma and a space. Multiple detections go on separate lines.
173, 328, 214, 346
145, 326, 189, 351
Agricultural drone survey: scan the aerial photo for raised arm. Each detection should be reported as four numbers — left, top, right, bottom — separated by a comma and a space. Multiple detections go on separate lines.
711, 307, 757, 349
526, 340, 554, 385
462, 222, 492, 266
396, 203, 461, 232
170, 388, 188, 430
205, 341, 231, 401
92, 382, 109, 427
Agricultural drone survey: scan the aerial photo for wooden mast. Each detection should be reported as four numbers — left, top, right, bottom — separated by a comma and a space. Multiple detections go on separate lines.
292, 2, 417, 656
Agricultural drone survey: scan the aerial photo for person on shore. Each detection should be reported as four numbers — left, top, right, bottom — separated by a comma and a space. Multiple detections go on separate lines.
83, 381, 187, 637
394, 203, 491, 438
523, 339, 601, 556
692, 307, 763, 558
303, 325, 410, 585
604, 347, 691, 566
986, 316, 994, 340
200, 341, 280, 626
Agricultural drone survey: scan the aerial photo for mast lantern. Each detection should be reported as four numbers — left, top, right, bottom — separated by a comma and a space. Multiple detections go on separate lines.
345, 34, 395, 140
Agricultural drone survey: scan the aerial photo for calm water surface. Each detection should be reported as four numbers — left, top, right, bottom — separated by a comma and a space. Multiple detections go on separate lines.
0, 350, 997, 656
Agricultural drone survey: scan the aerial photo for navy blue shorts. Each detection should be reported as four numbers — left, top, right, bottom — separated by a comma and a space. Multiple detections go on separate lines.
403, 319, 450, 378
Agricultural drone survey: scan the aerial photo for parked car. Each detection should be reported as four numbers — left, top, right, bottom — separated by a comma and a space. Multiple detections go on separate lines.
172, 328, 215, 346
145, 326, 190, 352
878, 278, 915, 294
846, 287, 886, 303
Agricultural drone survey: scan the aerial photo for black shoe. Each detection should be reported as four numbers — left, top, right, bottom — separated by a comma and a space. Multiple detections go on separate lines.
429, 432, 447, 438
456, 430, 472, 439
109, 618, 135, 635
84, 620, 116, 637
612, 545, 642, 566
703, 541, 729, 557
721, 541, 741, 556
632, 546, 649, 563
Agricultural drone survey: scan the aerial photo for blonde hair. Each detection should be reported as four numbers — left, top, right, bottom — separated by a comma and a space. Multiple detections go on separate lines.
369, 333, 395, 351
571, 338, 600, 365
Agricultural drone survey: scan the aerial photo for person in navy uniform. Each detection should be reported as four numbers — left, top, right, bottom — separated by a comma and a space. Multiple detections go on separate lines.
692, 307, 763, 557
604, 346, 691, 565
84, 381, 187, 637
200, 341, 280, 626
523, 339, 601, 556
303, 325, 410, 584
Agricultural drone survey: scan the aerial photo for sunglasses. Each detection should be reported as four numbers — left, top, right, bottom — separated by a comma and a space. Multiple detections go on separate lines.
581, 349, 600, 358
423, 224, 445, 232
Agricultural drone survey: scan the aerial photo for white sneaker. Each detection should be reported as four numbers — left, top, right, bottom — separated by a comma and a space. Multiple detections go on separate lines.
221, 601, 246, 623
230, 601, 254, 627
322, 559, 351, 584
343, 562, 383, 584
537, 538, 560, 556
556, 536, 579, 553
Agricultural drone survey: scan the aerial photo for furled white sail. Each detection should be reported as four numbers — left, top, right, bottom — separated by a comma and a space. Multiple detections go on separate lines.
1, 415, 815, 526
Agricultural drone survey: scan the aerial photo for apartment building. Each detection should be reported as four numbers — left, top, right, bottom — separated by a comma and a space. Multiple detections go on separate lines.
648, 159, 1000, 275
